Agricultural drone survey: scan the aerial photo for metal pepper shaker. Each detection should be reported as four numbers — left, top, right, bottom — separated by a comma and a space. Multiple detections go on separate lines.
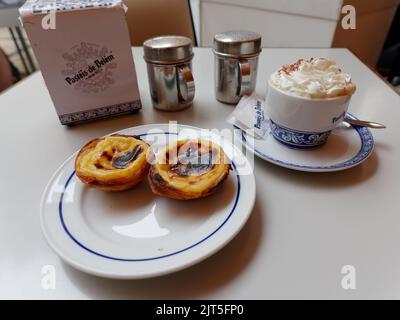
143, 36, 195, 111
213, 30, 262, 104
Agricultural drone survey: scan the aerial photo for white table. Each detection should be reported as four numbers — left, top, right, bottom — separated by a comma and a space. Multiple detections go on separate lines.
1, 48, 399, 299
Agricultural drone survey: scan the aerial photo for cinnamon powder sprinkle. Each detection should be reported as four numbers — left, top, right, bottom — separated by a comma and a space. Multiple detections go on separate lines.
278, 57, 315, 75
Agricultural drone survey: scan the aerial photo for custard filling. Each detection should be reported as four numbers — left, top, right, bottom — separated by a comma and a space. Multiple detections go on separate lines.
153, 140, 229, 193
77, 135, 149, 180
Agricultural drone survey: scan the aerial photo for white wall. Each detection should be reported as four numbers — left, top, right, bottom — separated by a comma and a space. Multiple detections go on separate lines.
198, 0, 343, 47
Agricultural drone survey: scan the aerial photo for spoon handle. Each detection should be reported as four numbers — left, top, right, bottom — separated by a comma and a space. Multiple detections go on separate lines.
343, 117, 386, 129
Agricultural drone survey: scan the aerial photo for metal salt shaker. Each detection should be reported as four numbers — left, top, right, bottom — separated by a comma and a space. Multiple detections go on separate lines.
143, 36, 195, 111
213, 30, 262, 104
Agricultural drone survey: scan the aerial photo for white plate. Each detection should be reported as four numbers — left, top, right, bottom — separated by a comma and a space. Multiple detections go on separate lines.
40, 124, 255, 279
234, 115, 374, 172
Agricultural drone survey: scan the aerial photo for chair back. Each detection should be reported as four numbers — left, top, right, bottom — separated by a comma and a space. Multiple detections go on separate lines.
123, 0, 196, 46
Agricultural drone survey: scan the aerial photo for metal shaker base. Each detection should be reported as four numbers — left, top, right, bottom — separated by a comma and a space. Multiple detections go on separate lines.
216, 97, 240, 105
152, 103, 193, 112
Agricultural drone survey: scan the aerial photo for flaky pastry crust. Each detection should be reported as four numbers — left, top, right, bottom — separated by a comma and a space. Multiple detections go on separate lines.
148, 139, 231, 200
75, 134, 150, 191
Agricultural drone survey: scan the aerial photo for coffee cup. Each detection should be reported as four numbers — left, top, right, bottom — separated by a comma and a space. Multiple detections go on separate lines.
265, 58, 356, 149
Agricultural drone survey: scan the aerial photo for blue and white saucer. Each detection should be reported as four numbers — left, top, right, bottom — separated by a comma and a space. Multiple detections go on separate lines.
234, 114, 374, 172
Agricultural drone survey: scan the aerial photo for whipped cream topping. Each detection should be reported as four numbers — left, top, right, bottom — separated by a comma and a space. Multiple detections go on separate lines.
270, 58, 356, 98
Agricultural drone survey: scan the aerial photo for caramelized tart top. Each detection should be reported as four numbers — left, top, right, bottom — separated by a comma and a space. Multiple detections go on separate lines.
151, 139, 230, 192
76, 134, 149, 181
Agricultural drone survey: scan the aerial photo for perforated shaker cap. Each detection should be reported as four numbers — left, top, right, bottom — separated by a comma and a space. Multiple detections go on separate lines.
213, 30, 262, 58
143, 35, 193, 64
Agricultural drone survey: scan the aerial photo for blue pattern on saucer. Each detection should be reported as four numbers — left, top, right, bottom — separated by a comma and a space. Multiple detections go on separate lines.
236, 113, 374, 172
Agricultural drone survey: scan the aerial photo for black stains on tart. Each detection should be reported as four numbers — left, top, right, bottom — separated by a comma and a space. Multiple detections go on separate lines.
170, 143, 217, 177
154, 173, 166, 186
75, 134, 150, 192
93, 141, 144, 171
94, 163, 104, 169
112, 145, 142, 169
148, 140, 230, 200
170, 156, 214, 177
101, 150, 113, 162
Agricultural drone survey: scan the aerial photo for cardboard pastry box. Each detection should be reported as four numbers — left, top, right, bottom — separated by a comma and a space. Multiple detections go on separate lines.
19, 0, 142, 125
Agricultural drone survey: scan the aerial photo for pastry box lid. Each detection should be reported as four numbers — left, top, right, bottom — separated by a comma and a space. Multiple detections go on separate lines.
19, 0, 124, 17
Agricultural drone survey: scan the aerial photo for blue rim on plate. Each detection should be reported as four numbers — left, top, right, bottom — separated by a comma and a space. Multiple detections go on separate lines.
235, 113, 374, 172
59, 132, 241, 261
